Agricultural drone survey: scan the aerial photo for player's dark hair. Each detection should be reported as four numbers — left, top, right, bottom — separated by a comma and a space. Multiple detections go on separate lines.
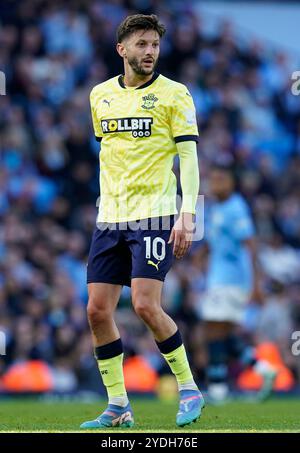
117, 14, 166, 43
211, 162, 235, 175
210, 162, 238, 187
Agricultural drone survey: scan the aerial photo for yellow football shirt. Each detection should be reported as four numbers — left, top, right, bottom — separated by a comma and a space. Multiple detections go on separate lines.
90, 72, 199, 223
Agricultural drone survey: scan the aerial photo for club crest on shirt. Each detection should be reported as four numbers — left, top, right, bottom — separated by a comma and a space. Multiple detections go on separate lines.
142, 93, 158, 109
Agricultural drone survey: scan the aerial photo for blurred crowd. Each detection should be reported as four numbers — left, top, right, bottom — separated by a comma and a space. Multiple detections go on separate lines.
0, 0, 300, 394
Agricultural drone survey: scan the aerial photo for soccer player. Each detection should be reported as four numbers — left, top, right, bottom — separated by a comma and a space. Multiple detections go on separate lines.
80, 14, 204, 429
201, 164, 277, 402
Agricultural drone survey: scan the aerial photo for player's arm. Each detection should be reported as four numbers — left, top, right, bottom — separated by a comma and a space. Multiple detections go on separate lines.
168, 140, 200, 258
90, 88, 103, 142
168, 85, 200, 259
233, 202, 263, 303
243, 237, 264, 303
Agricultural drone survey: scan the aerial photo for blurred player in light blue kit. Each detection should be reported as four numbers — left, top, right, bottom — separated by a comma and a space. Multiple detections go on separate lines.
201, 164, 277, 402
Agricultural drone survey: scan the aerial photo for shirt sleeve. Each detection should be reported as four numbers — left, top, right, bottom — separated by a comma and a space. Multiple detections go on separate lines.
90, 89, 102, 142
170, 85, 199, 143
232, 200, 255, 241
176, 141, 200, 214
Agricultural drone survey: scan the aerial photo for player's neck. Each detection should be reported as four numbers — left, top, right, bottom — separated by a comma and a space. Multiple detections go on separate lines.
123, 70, 154, 88
216, 192, 232, 202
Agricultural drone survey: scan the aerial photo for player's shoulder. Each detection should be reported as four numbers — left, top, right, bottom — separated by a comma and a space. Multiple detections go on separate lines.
158, 74, 191, 96
90, 76, 119, 99
228, 193, 251, 213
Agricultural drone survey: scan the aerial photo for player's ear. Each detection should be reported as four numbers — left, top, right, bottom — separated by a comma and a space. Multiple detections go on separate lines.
116, 42, 126, 58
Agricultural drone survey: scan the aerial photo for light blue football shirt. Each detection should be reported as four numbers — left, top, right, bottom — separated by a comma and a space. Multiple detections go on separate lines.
206, 193, 255, 292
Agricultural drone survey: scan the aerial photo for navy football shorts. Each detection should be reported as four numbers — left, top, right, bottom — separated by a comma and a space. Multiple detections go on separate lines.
87, 216, 175, 287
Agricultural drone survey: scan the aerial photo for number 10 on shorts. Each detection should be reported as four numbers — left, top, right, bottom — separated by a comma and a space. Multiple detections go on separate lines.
144, 236, 166, 260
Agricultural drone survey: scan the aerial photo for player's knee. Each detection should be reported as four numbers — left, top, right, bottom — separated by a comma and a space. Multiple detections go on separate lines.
87, 297, 111, 326
133, 296, 160, 323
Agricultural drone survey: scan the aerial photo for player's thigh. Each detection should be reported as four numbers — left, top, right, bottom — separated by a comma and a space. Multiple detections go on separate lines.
87, 226, 131, 287
129, 216, 174, 283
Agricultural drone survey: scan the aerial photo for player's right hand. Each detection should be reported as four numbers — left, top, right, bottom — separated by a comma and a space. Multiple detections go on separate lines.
168, 212, 194, 259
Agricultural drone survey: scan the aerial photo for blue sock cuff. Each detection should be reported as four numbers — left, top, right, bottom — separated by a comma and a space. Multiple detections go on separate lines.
156, 330, 183, 354
94, 338, 123, 360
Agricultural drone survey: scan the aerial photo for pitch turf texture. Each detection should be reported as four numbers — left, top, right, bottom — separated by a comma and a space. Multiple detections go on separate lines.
0, 398, 299, 432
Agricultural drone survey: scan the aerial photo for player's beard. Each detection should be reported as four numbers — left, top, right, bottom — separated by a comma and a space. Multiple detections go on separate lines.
127, 55, 158, 76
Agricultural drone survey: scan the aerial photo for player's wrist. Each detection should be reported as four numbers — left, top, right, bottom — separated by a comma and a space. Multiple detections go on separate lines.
180, 211, 196, 222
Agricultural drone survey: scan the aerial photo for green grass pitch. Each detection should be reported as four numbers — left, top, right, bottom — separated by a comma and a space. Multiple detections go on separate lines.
0, 398, 299, 432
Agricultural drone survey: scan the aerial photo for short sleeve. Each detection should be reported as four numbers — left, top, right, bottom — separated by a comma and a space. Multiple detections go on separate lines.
90, 89, 102, 141
170, 85, 199, 143
232, 200, 255, 241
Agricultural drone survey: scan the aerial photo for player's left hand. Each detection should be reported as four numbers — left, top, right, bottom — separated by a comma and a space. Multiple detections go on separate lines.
168, 212, 195, 259
250, 282, 264, 304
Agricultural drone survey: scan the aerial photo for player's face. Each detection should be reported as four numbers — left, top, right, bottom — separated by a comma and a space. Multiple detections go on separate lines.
123, 30, 160, 76
209, 169, 234, 199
